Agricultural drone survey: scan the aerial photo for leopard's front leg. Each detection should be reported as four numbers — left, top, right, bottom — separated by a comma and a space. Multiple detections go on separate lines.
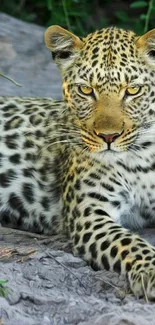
69, 202, 155, 300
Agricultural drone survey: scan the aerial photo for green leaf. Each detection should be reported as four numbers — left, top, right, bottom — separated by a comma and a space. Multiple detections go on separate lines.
0, 289, 5, 297
99, 16, 110, 28
0, 280, 8, 284
115, 10, 129, 22
75, 18, 85, 35
47, 0, 52, 11
140, 13, 146, 20
130, 1, 148, 8
0, 280, 8, 297
69, 11, 87, 17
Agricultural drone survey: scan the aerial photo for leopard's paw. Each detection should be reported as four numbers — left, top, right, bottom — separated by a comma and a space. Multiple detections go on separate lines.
128, 267, 155, 301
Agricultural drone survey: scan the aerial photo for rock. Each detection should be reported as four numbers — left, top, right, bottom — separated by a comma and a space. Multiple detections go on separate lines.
0, 13, 62, 98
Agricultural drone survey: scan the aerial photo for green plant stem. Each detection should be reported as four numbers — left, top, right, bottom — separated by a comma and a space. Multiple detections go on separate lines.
0, 73, 22, 87
144, 0, 154, 33
62, 0, 71, 31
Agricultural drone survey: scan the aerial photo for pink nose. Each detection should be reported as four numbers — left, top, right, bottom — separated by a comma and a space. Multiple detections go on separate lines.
97, 133, 120, 144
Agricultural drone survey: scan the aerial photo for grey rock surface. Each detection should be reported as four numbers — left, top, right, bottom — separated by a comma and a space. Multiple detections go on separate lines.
0, 13, 62, 99
1, 227, 155, 325
1, 12, 155, 325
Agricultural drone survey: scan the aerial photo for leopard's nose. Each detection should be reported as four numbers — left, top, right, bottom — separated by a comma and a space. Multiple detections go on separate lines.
97, 132, 121, 144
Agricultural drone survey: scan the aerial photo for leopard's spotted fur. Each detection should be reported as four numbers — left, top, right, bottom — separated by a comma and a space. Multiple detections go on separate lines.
1, 25, 155, 299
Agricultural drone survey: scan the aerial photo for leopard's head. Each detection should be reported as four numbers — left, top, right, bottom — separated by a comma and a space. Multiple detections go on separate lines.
45, 25, 155, 155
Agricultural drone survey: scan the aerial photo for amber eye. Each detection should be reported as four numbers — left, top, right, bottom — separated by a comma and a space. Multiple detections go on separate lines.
78, 86, 93, 96
126, 86, 141, 96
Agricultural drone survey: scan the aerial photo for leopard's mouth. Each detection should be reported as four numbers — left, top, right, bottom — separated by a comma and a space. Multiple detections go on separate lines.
81, 130, 130, 153
79, 121, 142, 153
81, 136, 125, 153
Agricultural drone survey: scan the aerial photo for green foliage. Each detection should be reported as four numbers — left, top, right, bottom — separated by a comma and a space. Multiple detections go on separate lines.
130, 1, 148, 8
0, 280, 8, 297
0, 0, 155, 35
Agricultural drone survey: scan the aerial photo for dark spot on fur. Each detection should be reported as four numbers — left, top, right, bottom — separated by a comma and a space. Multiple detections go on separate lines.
85, 221, 91, 230
84, 207, 91, 217
74, 234, 80, 245
126, 262, 132, 272
135, 264, 142, 271
72, 206, 80, 218
77, 245, 85, 256
95, 209, 109, 216
74, 179, 81, 190
93, 223, 104, 231
95, 232, 106, 240
83, 232, 92, 243
101, 254, 110, 270
76, 223, 83, 232
113, 233, 122, 241
113, 260, 121, 273
9, 153, 21, 164
100, 240, 110, 251
83, 179, 96, 187
23, 168, 35, 178
142, 249, 150, 255
90, 260, 99, 271
22, 183, 35, 204
23, 139, 34, 149
0, 211, 11, 225
0, 169, 16, 187
131, 246, 139, 252
121, 238, 132, 246
145, 255, 152, 261
89, 242, 97, 259
5, 134, 18, 149
121, 250, 129, 259
110, 246, 118, 258
4, 116, 23, 131
88, 192, 108, 202
41, 196, 50, 211
9, 193, 28, 217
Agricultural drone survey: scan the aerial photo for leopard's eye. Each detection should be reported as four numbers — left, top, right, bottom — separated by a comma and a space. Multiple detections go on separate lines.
126, 86, 141, 96
78, 86, 93, 96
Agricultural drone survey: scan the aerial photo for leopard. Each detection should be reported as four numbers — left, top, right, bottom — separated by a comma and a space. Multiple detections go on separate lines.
1, 24, 155, 301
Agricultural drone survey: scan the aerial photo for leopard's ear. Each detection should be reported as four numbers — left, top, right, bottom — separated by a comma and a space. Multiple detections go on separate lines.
44, 25, 84, 72
136, 29, 155, 67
